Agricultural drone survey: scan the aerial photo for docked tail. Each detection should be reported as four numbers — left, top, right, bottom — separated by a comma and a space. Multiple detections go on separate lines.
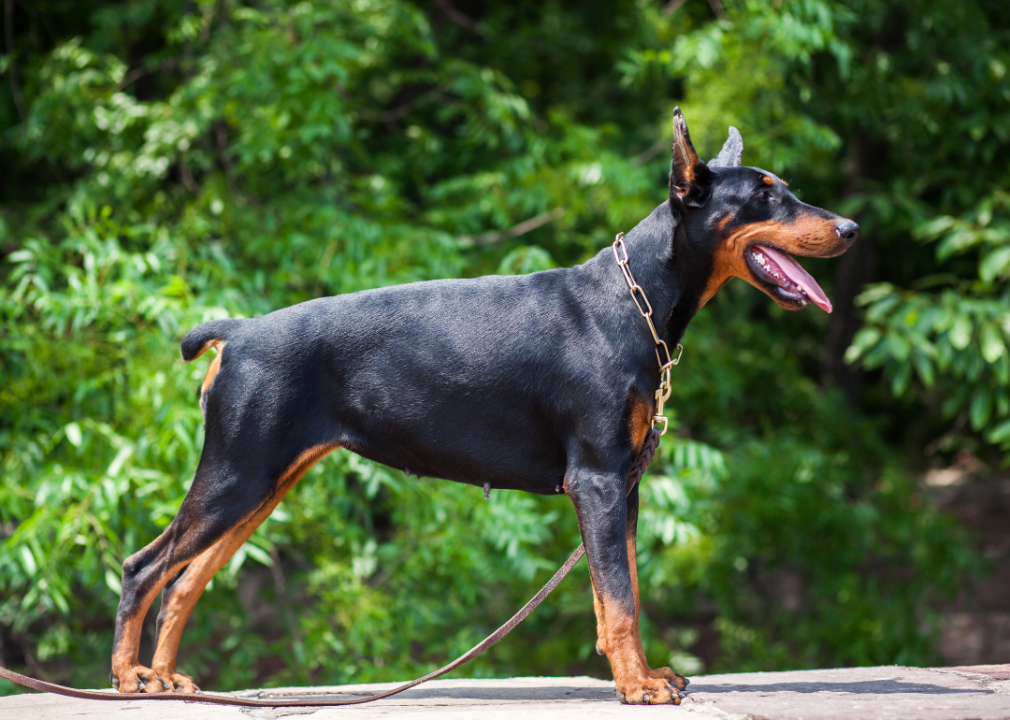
180, 318, 243, 361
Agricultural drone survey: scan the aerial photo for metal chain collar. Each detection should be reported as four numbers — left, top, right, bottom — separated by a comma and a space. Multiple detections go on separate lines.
612, 232, 683, 435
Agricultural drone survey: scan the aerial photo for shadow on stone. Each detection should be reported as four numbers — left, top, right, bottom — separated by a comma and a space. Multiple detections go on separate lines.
256, 684, 613, 703
690, 679, 991, 696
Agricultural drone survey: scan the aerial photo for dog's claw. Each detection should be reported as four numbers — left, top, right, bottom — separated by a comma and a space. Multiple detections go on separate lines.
666, 683, 684, 705
647, 665, 690, 691
167, 672, 200, 693
149, 666, 200, 693
596, 643, 604, 656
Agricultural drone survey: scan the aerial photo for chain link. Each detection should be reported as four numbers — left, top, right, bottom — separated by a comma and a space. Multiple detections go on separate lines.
612, 232, 683, 435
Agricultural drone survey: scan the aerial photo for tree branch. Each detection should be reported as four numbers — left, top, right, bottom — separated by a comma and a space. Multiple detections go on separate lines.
116, 59, 179, 91
179, 156, 199, 193
434, 0, 482, 34
632, 137, 669, 166
5, 0, 25, 118
462, 208, 566, 247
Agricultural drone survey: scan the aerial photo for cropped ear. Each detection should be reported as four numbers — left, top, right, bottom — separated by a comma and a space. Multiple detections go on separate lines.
670, 107, 712, 209
708, 126, 744, 168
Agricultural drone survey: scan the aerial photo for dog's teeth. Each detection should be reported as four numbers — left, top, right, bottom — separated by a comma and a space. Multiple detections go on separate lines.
755, 249, 804, 293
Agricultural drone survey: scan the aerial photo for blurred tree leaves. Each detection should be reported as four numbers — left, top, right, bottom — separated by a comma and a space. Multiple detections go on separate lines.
848, 192, 1010, 451
0, 0, 997, 693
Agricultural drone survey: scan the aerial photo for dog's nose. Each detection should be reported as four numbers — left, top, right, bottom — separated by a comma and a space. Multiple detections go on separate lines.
835, 219, 859, 242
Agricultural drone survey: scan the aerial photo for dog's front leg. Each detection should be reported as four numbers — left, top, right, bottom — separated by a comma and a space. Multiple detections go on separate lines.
568, 468, 683, 705
624, 483, 689, 690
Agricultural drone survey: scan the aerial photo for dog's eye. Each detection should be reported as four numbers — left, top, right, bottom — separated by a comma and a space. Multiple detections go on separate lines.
754, 190, 770, 200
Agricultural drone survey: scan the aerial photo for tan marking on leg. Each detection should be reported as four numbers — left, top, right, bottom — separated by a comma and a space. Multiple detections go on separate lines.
149, 443, 339, 691
593, 584, 606, 654
628, 396, 653, 456
627, 524, 646, 666
626, 503, 688, 692
111, 552, 198, 693
578, 503, 645, 687
601, 598, 683, 703
149, 535, 245, 691
602, 601, 640, 672
111, 608, 154, 689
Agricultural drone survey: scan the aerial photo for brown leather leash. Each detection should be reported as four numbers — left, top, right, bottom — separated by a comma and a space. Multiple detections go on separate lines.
0, 430, 662, 707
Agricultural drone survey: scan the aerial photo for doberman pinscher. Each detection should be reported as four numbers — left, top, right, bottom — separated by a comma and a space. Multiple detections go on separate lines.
109, 109, 857, 704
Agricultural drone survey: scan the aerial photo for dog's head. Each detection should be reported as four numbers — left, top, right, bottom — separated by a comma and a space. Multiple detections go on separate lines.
668, 108, 858, 313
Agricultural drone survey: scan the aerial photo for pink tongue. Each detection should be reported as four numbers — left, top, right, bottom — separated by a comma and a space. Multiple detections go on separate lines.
758, 245, 833, 313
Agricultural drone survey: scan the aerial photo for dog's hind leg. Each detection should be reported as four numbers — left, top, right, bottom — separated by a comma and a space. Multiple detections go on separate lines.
110, 442, 337, 693
149, 443, 337, 692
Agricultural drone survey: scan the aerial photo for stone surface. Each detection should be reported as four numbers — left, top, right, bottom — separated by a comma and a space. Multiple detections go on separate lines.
2, 666, 1009, 719
684, 665, 1010, 720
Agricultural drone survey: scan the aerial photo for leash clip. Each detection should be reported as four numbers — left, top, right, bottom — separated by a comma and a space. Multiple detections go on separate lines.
652, 414, 669, 435
653, 364, 673, 435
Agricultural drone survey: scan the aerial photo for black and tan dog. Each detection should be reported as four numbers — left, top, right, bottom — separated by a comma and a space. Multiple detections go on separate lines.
109, 109, 857, 704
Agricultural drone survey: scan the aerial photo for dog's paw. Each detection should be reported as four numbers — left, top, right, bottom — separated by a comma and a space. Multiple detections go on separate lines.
648, 665, 690, 690
110, 664, 170, 694
616, 676, 684, 705
154, 669, 200, 693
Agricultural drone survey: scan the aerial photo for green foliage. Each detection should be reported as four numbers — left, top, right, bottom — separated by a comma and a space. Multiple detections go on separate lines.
1, 0, 993, 694
848, 192, 1010, 453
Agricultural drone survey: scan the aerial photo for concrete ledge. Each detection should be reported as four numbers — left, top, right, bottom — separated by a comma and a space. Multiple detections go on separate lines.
2, 665, 1009, 719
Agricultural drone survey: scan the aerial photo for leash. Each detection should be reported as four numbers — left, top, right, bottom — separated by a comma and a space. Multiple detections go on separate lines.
0, 432, 661, 707
0, 546, 584, 707
1, 236, 676, 706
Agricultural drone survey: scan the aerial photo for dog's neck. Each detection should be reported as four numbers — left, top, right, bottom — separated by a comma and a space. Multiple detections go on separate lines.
608, 201, 710, 350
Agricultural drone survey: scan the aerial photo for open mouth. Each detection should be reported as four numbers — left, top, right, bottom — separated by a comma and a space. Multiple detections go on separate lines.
746, 244, 833, 313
